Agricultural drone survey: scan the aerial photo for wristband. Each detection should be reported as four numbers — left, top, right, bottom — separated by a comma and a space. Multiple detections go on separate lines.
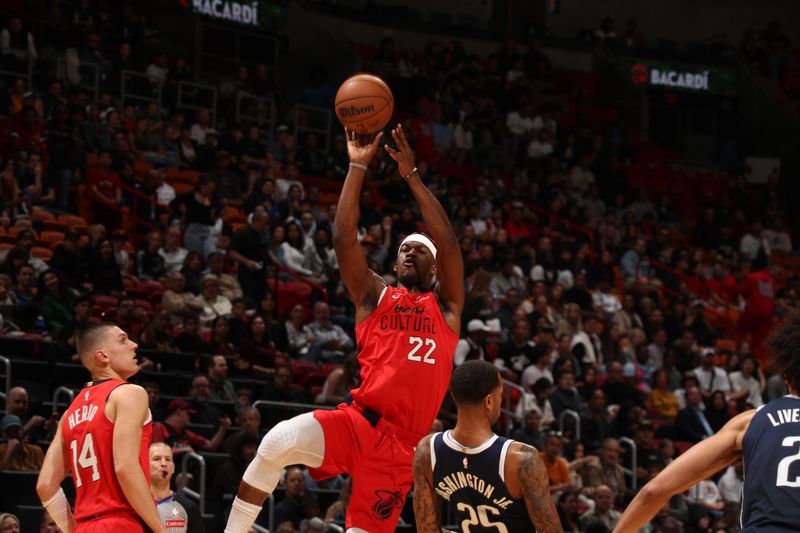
349, 162, 368, 171
403, 167, 419, 180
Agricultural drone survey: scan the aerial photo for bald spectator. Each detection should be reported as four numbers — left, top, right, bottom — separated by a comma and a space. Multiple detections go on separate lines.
579, 485, 620, 530
579, 438, 627, 505
161, 271, 204, 325
160, 225, 188, 274
4, 386, 52, 443
307, 302, 353, 363
207, 354, 236, 402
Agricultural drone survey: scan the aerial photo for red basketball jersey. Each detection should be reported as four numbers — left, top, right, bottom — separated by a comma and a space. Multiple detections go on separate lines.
61, 379, 152, 522
351, 285, 458, 436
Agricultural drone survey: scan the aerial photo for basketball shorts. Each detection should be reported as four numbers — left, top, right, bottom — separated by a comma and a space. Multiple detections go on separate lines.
310, 403, 423, 533
75, 515, 144, 533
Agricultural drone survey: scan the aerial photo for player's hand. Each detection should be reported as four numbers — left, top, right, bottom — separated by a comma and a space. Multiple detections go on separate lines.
345, 127, 383, 167
384, 124, 416, 178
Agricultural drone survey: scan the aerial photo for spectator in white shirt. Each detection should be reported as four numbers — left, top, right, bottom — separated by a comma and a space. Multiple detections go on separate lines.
686, 478, 724, 514
198, 274, 232, 327
693, 348, 731, 399
190, 109, 212, 144
728, 356, 764, 407
526, 129, 554, 159
717, 460, 744, 504
145, 51, 169, 86
159, 225, 188, 274
569, 155, 595, 194
308, 302, 354, 363
739, 221, 764, 260
454, 320, 491, 366
505, 105, 535, 160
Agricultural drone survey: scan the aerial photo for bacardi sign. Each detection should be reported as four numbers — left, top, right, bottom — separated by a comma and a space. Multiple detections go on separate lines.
629, 59, 736, 97
191, 0, 260, 26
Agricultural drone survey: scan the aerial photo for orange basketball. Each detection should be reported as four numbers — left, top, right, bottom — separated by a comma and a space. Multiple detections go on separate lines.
334, 73, 394, 134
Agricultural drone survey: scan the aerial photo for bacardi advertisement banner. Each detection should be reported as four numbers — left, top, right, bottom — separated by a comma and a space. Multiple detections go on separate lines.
629, 59, 736, 97
180, 0, 286, 30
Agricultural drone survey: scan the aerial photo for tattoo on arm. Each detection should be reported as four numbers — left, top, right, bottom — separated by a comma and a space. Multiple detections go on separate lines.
518, 447, 564, 533
412, 436, 441, 533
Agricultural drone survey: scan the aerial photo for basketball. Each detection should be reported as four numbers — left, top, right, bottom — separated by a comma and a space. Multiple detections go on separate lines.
334, 73, 394, 134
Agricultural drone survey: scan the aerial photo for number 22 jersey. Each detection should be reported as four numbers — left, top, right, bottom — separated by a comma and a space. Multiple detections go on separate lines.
741, 394, 800, 532
351, 285, 458, 437
61, 378, 152, 522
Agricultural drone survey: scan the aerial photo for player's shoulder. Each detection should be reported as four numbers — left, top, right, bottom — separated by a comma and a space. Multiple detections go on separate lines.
415, 433, 435, 460
107, 382, 148, 404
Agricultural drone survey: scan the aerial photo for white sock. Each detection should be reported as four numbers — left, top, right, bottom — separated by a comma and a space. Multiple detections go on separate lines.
225, 496, 262, 533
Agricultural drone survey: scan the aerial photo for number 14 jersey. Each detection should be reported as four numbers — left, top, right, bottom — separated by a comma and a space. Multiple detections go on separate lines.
741, 394, 800, 532
61, 378, 152, 522
352, 285, 458, 437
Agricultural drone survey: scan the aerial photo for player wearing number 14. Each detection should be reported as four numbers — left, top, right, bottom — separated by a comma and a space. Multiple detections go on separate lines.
614, 314, 800, 533
36, 323, 167, 533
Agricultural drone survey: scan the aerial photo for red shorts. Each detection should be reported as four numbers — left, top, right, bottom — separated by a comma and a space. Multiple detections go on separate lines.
309, 403, 423, 533
75, 515, 144, 533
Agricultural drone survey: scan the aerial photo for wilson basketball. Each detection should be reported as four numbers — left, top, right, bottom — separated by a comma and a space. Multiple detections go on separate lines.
335, 73, 394, 134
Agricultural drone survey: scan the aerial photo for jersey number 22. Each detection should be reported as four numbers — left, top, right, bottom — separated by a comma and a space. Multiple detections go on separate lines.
408, 336, 436, 365
70, 433, 100, 487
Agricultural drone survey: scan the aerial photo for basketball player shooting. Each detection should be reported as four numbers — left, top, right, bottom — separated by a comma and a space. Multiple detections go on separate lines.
36, 323, 166, 533
614, 314, 800, 533
413, 360, 563, 533
224, 124, 463, 533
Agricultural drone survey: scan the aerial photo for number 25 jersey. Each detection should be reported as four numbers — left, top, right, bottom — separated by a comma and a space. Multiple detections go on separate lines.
61, 378, 152, 521
741, 394, 800, 532
352, 285, 458, 437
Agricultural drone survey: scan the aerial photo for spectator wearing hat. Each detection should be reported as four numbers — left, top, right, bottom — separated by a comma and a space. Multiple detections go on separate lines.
0, 414, 44, 471
151, 399, 228, 453
454, 319, 491, 366
693, 347, 730, 399
197, 274, 231, 326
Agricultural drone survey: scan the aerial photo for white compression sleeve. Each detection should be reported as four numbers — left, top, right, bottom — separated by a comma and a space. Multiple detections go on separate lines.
42, 488, 72, 533
241, 412, 325, 493
224, 496, 262, 533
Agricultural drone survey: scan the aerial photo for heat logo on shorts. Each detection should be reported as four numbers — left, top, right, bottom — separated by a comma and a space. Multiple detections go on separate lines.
371, 489, 403, 521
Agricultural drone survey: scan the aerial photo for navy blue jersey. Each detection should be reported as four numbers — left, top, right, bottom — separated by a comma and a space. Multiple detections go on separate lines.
741, 395, 800, 532
431, 431, 533, 533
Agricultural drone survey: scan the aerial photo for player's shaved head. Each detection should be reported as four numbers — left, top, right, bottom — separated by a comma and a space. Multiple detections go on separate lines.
769, 313, 800, 394
450, 360, 501, 405
76, 322, 118, 366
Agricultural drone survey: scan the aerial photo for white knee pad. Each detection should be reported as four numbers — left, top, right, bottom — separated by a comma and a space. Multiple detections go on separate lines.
242, 412, 325, 493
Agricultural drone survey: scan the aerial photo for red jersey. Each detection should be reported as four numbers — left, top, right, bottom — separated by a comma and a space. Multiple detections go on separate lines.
61, 379, 152, 522
742, 270, 775, 316
351, 285, 458, 436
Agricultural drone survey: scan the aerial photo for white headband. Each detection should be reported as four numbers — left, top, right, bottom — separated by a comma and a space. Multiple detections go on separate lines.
399, 233, 437, 258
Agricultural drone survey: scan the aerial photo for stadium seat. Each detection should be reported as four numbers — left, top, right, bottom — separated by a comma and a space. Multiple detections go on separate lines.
30, 246, 53, 260
8, 226, 35, 239
40, 230, 65, 246
58, 214, 88, 229
31, 208, 56, 223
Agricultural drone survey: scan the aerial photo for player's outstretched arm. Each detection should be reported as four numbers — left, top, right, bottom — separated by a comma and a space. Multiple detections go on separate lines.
511, 444, 563, 533
613, 409, 755, 533
385, 125, 464, 330
412, 435, 442, 533
36, 417, 76, 533
111, 384, 167, 533
332, 128, 387, 322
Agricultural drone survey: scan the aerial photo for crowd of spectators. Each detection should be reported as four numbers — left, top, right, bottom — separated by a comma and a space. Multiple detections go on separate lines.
0, 3, 797, 532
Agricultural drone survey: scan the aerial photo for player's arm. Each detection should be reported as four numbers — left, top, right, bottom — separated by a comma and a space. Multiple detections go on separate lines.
613, 409, 755, 533
412, 434, 442, 533
111, 384, 167, 533
385, 125, 464, 331
36, 417, 76, 533
332, 128, 387, 322
507, 443, 563, 533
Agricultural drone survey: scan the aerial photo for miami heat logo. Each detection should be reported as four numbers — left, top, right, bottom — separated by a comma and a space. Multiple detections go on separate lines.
371, 490, 403, 521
